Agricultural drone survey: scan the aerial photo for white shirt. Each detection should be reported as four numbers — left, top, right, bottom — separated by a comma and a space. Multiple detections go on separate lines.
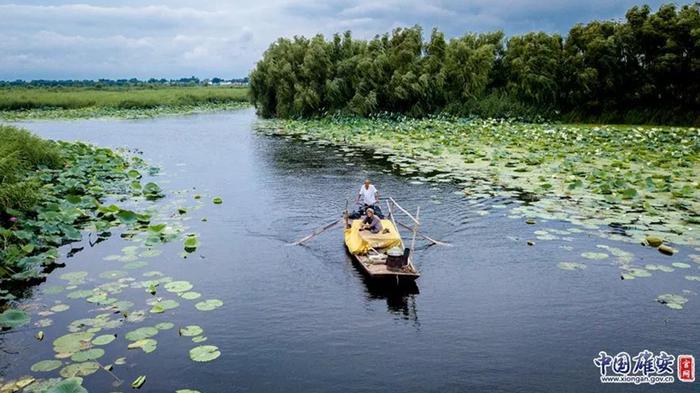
359, 184, 378, 205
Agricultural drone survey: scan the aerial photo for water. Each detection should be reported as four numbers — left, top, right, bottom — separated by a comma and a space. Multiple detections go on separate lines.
1, 109, 697, 392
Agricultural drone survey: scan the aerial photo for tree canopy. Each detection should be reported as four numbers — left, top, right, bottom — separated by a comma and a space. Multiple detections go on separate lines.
250, 3, 700, 125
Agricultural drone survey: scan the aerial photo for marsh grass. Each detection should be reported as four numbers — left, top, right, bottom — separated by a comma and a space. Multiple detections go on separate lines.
0, 86, 249, 113
0, 126, 63, 211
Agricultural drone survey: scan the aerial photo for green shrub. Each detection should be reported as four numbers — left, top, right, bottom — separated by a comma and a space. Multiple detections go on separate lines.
0, 126, 62, 212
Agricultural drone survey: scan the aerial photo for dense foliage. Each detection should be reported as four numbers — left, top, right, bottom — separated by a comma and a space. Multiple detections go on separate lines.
250, 3, 700, 125
0, 126, 167, 284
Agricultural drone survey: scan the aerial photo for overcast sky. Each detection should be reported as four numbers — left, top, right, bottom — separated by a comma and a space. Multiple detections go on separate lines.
0, 0, 675, 80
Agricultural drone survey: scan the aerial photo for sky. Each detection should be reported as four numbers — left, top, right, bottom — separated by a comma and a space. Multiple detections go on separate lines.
0, 0, 676, 80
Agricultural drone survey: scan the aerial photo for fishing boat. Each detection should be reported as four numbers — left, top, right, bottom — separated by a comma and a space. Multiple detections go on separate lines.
343, 198, 420, 283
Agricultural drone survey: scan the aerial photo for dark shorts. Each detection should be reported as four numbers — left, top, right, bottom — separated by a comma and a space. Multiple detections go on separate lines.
349, 204, 384, 219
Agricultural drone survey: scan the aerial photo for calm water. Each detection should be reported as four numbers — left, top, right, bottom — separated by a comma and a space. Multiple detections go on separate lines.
1, 109, 697, 392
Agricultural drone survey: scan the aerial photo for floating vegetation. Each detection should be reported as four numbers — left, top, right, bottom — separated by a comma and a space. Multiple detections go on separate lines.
183, 235, 200, 253
92, 334, 116, 346
0, 309, 31, 329
194, 299, 223, 311
30, 360, 63, 373
656, 293, 689, 310
189, 345, 221, 362
179, 325, 204, 337
671, 262, 691, 269
258, 118, 700, 253
212, 197, 223, 205
557, 262, 586, 271
165, 281, 193, 293
581, 252, 609, 260
131, 375, 147, 389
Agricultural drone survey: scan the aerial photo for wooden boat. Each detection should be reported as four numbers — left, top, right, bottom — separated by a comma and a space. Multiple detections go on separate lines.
343, 198, 420, 283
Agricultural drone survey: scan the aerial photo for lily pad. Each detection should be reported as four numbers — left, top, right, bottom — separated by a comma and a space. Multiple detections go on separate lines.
180, 291, 201, 300
195, 299, 223, 311
149, 299, 180, 313
183, 235, 199, 253
212, 197, 223, 204
46, 377, 87, 393
645, 235, 664, 247
51, 304, 70, 313
179, 325, 203, 337
153, 322, 174, 331
671, 262, 691, 269
30, 360, 63, 372
92, 334, 116, 346
59, 361, 100, 378
164, 281, 193, 293
656, 293, 688, 310
99, 270, 127, 279
658, 245, 676, 255
189, 345, 221, 362
70, 348, 104, 362
0, 309, 31, 329
128, 338, 157, 353
557, 262, 586, 271
53, 332, 94, 354
125, 326, 158, 341
581, 252, 609, 260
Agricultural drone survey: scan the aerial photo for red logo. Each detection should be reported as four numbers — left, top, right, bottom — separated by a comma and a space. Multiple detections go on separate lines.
678, 355, 695, 383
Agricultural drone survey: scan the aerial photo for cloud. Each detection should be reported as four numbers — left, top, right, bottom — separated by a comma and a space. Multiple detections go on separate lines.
0, 0, 673, 80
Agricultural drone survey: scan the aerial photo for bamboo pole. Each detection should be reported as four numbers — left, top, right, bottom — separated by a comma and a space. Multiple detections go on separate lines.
410, 207, 420, 255
388, 197, 420, 225
395, 220, 451, 246
386, 200, 404, 248
290, 219, 341, 245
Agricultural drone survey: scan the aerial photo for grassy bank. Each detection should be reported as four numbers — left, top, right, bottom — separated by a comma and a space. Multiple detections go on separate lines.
258, 117, 700, 249
0, 86, 250, 120
0, 126, 167, 290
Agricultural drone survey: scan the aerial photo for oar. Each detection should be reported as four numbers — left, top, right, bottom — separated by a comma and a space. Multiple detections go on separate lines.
395, 220, 452, 246
290, 218, 342, 245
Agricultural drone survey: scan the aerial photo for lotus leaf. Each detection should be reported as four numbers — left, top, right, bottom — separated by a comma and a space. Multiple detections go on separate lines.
179, 325, 203, 337
189, 345, 221, 362
581, 252, 608, 260
31, 360, 63, 372
557, 262, 586, 271
46, 377, 87, 393
125, 326, 159, 342
59, 362, 100, 378
128, 338, 157, 353
70, 348, 104, 362
195, 299, 223, 311
164, 281, 193, 293
0, 309, 30, 329
92, 334, 116, 346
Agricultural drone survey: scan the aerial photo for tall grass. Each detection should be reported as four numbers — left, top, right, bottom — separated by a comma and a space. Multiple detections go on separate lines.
0, 126, 62, 211
0, 86, 249, 111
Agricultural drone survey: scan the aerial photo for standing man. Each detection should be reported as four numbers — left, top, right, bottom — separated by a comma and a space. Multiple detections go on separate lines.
353, 179, 383, 218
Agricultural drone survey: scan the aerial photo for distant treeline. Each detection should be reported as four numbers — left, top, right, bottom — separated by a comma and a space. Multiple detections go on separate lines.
0, 77, 249, 89
250, 3, 700, 125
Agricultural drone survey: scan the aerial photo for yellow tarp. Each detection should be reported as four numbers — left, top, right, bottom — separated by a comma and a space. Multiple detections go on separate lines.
344, 219, 402, 255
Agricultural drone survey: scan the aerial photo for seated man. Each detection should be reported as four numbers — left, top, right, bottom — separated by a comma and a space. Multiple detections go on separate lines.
359, 208, 383, 234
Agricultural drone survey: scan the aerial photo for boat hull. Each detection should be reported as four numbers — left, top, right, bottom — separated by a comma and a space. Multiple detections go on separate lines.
346, 246, 420, 283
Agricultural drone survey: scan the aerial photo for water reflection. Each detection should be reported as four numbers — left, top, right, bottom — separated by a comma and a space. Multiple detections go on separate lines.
348, 254, 421, 324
